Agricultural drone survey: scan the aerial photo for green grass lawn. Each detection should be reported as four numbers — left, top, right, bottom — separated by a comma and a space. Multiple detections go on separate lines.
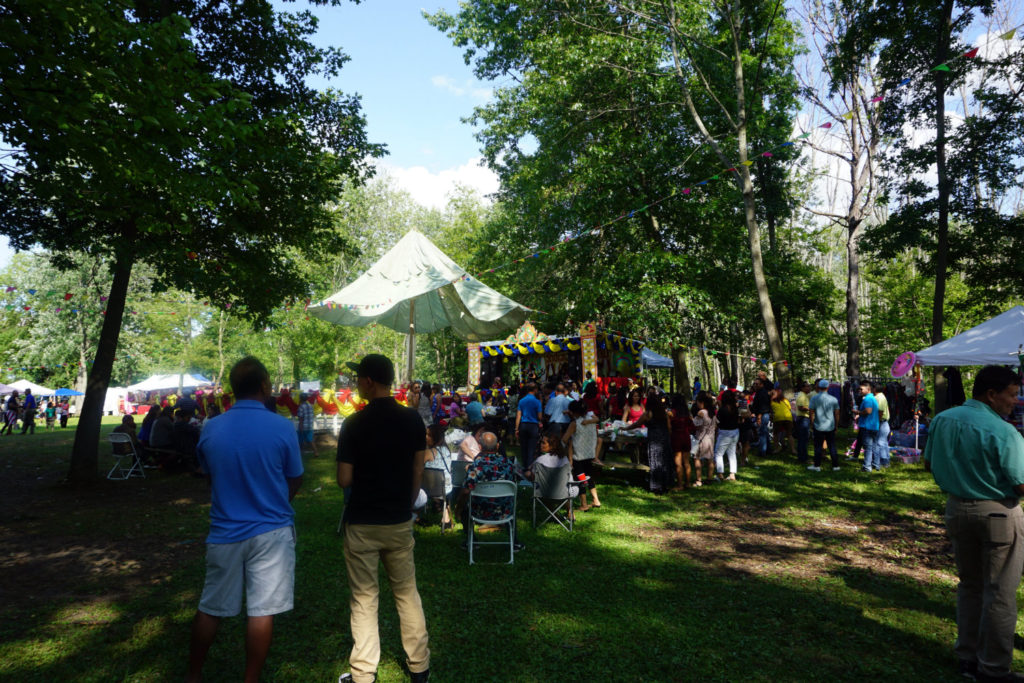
0, 424, 1015, 681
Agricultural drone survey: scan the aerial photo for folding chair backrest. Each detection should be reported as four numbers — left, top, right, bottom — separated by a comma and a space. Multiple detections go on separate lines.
451, 460, 470, 488
472, 479, 517, 498
421, 469, 446, 499
109, 432, 135, 453
533, 463, 571, 500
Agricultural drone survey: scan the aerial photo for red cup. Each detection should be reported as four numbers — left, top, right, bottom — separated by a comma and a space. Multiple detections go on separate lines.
576, 474, 587, 481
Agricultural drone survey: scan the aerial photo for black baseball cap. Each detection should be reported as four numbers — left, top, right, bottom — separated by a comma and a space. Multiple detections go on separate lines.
346, 354, 395, 386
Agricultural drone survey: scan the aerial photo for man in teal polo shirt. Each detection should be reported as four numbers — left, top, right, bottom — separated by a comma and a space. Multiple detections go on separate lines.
925, 365, 1024, 683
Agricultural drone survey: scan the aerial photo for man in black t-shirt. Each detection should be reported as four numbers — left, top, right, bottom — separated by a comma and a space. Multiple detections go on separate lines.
336, 354, 431, 683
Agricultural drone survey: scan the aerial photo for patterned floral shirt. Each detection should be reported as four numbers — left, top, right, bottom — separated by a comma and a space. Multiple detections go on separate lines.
464, 452, 517, 521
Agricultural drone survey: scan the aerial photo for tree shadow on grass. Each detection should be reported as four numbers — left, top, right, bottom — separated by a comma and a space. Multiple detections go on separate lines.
0, 487, 969, 683
0, 442, 973, 682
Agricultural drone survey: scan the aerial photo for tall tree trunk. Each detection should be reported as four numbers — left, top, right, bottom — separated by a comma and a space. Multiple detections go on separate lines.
932, 0, 954, 413
67, 250, 134, 483
846, 221, 862, 377
215, 311, 226, 386
739, 170, 790, 391
665, 15, 791, 392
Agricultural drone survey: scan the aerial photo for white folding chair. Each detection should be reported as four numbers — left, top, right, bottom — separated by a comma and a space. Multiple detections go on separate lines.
107, 433, 145, 480
532, 463, 578, 531
468, 480, 517, 565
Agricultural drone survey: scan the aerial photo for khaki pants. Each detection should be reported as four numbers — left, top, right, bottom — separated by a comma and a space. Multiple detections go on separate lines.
945, 495, 1024, 677
343, 520, 430, 682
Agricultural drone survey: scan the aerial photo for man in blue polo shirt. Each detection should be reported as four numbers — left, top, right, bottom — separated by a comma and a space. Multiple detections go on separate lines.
544, 383, 573, 435
852, 380, 880, 472
925, 365, 1024, 682
186, 357, 303, 683
515, 382, 542, 470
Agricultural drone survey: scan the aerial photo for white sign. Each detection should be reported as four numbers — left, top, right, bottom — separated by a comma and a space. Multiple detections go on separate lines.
300, 380, 321, 391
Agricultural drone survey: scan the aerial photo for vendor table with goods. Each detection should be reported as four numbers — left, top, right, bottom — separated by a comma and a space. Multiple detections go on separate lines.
598, 420, 648, 465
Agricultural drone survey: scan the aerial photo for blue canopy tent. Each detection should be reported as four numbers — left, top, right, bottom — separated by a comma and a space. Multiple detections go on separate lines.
640, 347, 675, 369
54, 388, 84, 397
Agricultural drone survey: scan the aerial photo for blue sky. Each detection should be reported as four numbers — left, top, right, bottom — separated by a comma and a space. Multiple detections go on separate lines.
294, 0, 494, 172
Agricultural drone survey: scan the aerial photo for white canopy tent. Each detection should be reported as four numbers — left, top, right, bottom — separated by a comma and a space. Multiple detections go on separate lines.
915, 305, 1024, 367
9, 379, 55, 395
126, 373, 212, 392
309, 231, 533, 380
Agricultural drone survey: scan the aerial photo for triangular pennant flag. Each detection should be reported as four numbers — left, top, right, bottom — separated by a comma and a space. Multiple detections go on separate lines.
682, 188, 691, 194
820, 122, 832, 129
762, 151, 774, 157
711, 175, 719, 180
932, 63, 951, 71
963, 47, 979, 58
898, 78, 912, 86
780, 141, 794, 147
726, 167, 737, 172
797, 132, 811, 139
1000, 29, 1015, 40
870, 95, 884, 103
741, 160, 754, 166
26, 289, 36, 295
842, 111, 855, 120
696, 180, 708, 185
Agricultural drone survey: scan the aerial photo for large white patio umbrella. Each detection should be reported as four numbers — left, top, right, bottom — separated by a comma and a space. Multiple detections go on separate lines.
308, 230, 533, 381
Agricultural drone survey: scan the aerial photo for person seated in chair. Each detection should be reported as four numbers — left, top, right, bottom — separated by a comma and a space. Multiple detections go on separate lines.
173, 408, 201, 469
112, 415, 139, 455
527, 434, 583, 519
455, 431, 523, 551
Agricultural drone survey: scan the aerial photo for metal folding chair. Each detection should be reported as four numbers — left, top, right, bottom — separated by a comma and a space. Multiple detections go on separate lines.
468, 480, 517, 565
421, 469, 450, 533
532, 462, 578, 531
450, 460, 470, 489
107, 433, 145, 480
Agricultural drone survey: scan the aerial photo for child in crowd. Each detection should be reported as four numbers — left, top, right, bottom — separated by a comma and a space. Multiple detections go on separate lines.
562, 401, 601, 510
691, 393, 716, 485
44, 401, 57, 430
670, 394, 693, 489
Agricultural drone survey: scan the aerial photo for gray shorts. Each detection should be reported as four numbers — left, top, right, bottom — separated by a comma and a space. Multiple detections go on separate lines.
198, 525, 296, 617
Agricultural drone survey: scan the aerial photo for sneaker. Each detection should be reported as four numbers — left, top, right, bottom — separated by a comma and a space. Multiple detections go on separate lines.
513, 541, 525, 552
959, 660, 977, 679
338, 674, 376, 683
806, 466, 821, 472
832, 467, 841, 471
410, 669, 431, 683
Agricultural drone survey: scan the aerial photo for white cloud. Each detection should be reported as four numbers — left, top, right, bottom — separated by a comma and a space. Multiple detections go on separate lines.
430, 74, 493, 101
378, 157, 500, 210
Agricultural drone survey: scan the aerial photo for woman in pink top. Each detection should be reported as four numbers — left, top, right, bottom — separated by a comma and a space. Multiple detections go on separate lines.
458, 425, 486, 462
622, 389, 645, 423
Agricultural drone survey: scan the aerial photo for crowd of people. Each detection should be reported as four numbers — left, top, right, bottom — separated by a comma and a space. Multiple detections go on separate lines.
1, 388, 71, 435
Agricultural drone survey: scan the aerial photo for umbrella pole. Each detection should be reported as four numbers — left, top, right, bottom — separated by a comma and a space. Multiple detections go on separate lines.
405, 301, 416, 384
